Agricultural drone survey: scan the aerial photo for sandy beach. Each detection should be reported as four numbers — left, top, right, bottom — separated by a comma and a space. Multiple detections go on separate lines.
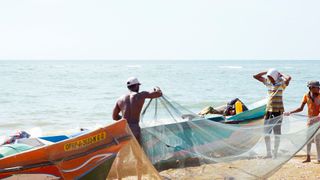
270, 155, 320, 180
160, 154, 320, 180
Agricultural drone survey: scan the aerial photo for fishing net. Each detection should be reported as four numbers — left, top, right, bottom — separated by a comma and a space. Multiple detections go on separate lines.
140, 96, 320, 179
107, 130, 161, 180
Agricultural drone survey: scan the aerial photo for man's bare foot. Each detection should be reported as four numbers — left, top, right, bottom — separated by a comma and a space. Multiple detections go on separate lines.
302, 155, 311, 163
302, 159, 311, 163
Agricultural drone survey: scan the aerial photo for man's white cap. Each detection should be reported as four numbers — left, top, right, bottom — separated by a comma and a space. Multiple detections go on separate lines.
266, 68, 280, 81
126, 77, 141, 87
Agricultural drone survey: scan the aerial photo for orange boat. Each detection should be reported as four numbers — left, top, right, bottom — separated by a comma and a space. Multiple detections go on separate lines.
0, 120, 136, 179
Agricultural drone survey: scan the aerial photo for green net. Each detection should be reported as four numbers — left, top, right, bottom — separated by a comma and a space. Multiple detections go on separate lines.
140, 96, 320, 179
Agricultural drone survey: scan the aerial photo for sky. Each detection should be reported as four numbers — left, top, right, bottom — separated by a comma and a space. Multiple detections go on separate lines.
0, 0, 319, 60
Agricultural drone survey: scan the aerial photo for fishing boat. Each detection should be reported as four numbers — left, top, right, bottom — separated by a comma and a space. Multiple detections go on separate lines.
0, 120, 131, 180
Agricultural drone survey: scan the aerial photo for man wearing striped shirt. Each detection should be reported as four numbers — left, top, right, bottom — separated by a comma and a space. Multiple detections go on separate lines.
254, 68, 291, 158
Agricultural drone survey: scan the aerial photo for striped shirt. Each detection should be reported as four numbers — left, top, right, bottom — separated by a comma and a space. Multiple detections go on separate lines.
264, 78, 287, 113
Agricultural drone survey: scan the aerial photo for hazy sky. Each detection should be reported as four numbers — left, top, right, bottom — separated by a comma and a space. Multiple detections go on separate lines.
0, 0, 319, 60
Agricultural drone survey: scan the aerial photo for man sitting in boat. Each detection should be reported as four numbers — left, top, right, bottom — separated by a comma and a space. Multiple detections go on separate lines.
112, 77, 162, 144
198, 98, 248, 116
1, 131, 30, 145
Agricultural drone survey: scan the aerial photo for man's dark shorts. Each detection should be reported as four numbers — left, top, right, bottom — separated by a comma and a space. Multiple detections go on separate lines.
128, 123, 141, 143
264, 111, 283, 135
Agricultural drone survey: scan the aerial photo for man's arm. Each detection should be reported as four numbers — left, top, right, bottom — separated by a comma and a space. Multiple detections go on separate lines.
280, 73, 292, 86
142, 87, 163, 99
253, 71, 267, 83
112, 102, 121, 121
284, 102, 306, 116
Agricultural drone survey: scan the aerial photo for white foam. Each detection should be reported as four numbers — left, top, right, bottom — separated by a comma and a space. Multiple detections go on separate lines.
29, 127, 43, 137
218, 66, 243, 69
126, 65, 141, 68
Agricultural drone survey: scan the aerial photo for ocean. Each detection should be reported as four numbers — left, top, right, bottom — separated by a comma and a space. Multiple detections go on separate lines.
0, 60, 318, 137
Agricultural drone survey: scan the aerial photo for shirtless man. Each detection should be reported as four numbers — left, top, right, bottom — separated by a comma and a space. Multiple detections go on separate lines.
112, 77, 162, 144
